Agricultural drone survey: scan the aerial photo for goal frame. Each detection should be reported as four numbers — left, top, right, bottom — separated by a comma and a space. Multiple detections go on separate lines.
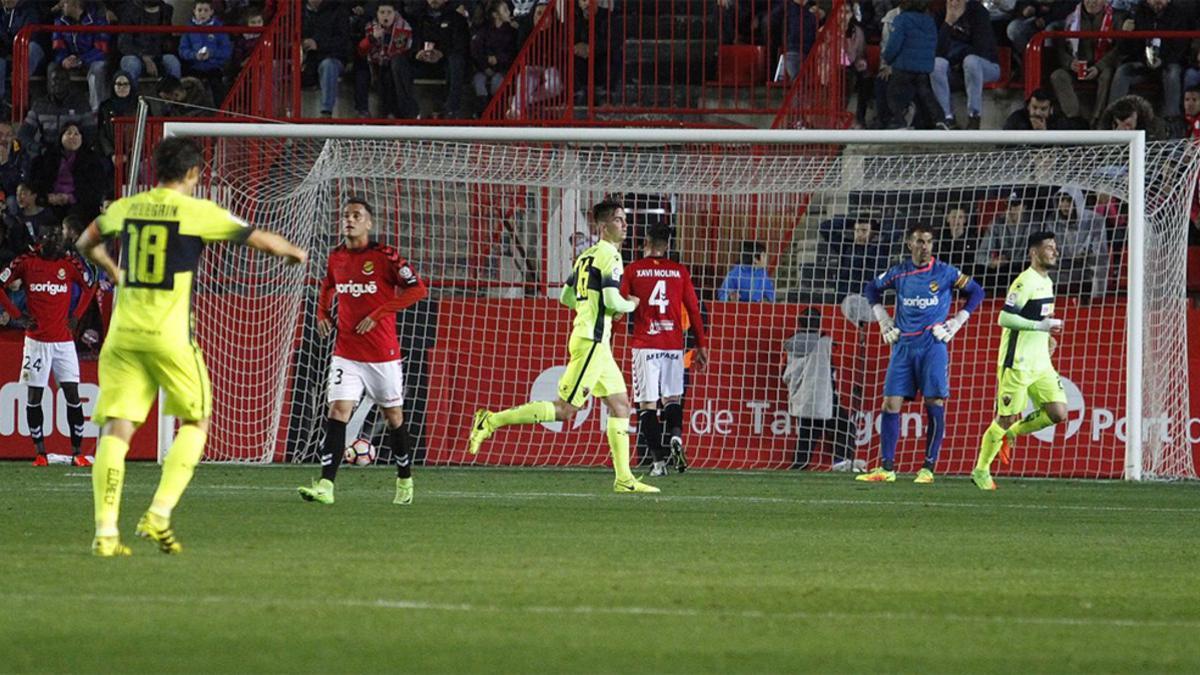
159, 123, 1153, 479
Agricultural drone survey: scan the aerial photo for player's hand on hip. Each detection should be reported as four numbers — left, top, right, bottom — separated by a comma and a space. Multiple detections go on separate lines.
932, 311, 968, 343
355, 316, 378, 334
877, 317, 900, 345
317, 317, 333, 338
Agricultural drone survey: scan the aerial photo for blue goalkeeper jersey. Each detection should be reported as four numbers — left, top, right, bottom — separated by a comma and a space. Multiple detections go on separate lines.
867, 259, 968, 340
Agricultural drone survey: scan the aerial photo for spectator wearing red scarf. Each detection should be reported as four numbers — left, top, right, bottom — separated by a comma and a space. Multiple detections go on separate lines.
1050, 0, 1119, 124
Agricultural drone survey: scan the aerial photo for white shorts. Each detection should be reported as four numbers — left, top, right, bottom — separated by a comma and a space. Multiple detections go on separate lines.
327, 355, 405, 408
631, 348, 684, 404
21, 337, 80, 388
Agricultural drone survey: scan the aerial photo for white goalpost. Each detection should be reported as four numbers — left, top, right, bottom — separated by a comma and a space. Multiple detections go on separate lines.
145, 123, 1197, 480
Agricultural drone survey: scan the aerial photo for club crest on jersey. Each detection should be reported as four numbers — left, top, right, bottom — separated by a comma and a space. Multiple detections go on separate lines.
929, 281, 939, 293
57, 268, 66, 280
361, 261, 375, 276
1002, 395, 1012, 406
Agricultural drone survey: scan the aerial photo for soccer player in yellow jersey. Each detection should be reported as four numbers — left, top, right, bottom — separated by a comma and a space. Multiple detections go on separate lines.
972, 232, 1068, 490
467, 200, 659, 493
76, 138, 307, 556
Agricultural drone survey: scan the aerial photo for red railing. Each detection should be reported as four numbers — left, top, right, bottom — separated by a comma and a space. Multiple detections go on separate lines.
771, 0, 851, 130
1025, 29, 1200, 100
485, 0, 835, 122
11, 4, 300, 123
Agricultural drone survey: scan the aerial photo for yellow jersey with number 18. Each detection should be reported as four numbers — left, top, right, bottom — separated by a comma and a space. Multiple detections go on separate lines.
96, 187, 254, 352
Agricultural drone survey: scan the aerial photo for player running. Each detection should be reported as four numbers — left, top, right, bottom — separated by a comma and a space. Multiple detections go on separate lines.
467, 200, 659, 493
972, 232, 1067, 490
858, 222, 985, 484
297, 197, 428, 506
0, 217, 97, 466
77, 137, 306, 556
620, 223, 708, 477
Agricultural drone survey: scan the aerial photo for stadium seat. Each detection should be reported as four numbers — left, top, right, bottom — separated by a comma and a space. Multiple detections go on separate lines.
984, 47, 1012, 90
716, 45, 766, 87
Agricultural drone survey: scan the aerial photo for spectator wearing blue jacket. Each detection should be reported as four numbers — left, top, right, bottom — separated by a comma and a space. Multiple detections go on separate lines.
931, 0, 1000, 129
0, 0, 46, 110
179, 0, 233, 107
776, 0, 821, 81
50, 0, 109, 112
880, 0, 942, 129
718, 241, 777, 302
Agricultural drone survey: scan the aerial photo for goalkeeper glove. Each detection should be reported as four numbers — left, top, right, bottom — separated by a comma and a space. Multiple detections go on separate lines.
1034, 318, 1063, 333
872, 304, 900, 345
932, 310, 970, 343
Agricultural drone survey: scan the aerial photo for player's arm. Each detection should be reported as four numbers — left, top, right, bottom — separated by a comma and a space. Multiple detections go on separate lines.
68, 257, 97, 329
932, 273, 984, 342
599, 254, 638, 315
558, 283, 578, 309
863, 272, 899, 344
682, 270, 709, 371
998, 283, 1062, 333
245, 230, 307, 266
316, 266, 335, 338
76, 221, 121, 284
358, 256, 427, 334
0, 258, 23, 324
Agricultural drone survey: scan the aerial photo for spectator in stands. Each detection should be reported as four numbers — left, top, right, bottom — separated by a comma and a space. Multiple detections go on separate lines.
1049, 186, 1109, 301
1097, 94, 1170, 139
841, 1, 872, 128
1182, 86, 1200, 139
1, 0, 47, 112
29, 122, 106, 221
932, 0, 1000, 129
1109, 0, 1187, 119
1051, 0, 1119, 124
358, 1, 415, 118
1004, 88, 1070, 129
218, 0, 277, 25
3, 182, 53, 255
17, 66, 96, 155
1109, 0, 1141, 27
411, 0, 471, 118
0, 214, 16, 269
779, 0, 821, 81
718, 241, 776, 301
0, 121, 28, 208
155, 75, 216, 115
573, 0, 612, 96
50, 0, 109, 112
716, 0, 768, 46
301, 0, 351, 117
472, 0, 518, 110
1007, 1, 1073, 67
880, 0, 942, 129
825, 217, 888, 298
230, 6, 264, 74
179, 0, 233, 107
938, 204, 980, 277
96, 70, 135, 157
117, 0, 181, 84
976, 192, 1031, 292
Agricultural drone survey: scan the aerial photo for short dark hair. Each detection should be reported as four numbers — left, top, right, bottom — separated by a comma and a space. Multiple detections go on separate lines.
906, 221, 935, 239
157, 76, 183, 96
740, 240, 766, 265
345, 196, 374, 216
592, 199, 624, 224
62, 212, 86, 236
193, 0, 213, 7
376, 0, 397, 8
1028, 231, 1055, 250
1028, 88, 1053, 105
154, 137, 204, 183
1109, 99, 1139, 125
1187, 85, 1200, 96
646, 222, 672, 246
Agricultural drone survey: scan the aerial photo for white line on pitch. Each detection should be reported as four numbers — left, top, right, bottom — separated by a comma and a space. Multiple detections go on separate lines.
3, 592, 1198, 630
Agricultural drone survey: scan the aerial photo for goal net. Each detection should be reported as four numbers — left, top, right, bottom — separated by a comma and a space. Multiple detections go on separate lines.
153, 124, 1198, 480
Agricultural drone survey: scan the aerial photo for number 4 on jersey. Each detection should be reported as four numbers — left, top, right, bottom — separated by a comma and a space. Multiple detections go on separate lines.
649, 280, 669, 314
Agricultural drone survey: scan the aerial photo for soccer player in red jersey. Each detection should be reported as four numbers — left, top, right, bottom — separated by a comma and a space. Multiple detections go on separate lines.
0, 217, 96, 466
620, 223, 708, 477
298, 197, 428, 506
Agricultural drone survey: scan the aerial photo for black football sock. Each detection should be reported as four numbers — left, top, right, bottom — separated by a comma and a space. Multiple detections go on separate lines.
27, 403, 45, 455
638, 409, 667, 462
662, 402, 684, 439
390, 425, 413, 479
320, 419, 347, 482
66, 402, 85, 454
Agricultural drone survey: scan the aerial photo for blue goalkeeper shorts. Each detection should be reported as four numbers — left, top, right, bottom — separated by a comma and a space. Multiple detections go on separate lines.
883, 332, 949, 400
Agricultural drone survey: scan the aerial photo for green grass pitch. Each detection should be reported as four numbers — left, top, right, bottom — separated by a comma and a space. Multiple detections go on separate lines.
2, 464, 1199, 673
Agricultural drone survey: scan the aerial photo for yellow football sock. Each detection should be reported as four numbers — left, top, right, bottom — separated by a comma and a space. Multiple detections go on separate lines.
607, 417, 634, 483
149, 424, 207, 520
491, 401, 556, 428
1010, 409, 1054, 437
92, 435, 130, 537
976, 422, 1006, 471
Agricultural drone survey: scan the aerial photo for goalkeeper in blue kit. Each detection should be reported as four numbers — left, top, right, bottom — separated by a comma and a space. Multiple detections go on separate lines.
858, 222, 985, 484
